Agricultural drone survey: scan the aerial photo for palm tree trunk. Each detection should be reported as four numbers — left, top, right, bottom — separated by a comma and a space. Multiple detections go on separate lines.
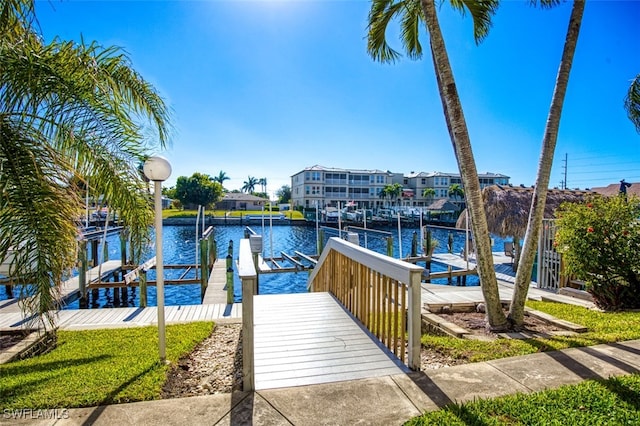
509, 0, 585, 326
420, 0, 507, 330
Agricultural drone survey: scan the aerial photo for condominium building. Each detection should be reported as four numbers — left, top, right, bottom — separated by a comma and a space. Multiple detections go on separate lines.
290, 165, 510, 209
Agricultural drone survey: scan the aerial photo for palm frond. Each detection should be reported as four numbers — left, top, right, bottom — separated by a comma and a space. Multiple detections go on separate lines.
367, 0, 406, 63
450, 0, 499, 43
400, 0, 424, 60
625, 74, 640, 133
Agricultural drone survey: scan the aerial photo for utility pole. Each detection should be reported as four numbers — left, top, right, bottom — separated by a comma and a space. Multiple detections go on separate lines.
561, 153, 568, 189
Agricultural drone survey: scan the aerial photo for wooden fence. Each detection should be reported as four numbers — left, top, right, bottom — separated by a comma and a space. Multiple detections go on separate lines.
307, 237, 423, 370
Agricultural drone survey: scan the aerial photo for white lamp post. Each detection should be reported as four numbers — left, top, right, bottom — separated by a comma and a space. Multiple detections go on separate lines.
143, 156, 171, 362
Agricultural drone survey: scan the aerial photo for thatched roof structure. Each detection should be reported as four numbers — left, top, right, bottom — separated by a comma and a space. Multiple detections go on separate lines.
456, 185, 592, 238
426, 199, 459, 211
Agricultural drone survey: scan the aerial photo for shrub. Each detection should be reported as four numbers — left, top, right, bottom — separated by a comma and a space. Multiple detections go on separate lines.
555, 195, 640, 310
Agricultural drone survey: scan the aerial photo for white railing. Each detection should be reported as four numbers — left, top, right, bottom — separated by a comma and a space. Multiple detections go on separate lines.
237, 239, 257, 391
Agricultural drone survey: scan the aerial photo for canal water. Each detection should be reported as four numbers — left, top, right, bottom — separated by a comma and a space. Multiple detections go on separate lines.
1, 224, 510, 309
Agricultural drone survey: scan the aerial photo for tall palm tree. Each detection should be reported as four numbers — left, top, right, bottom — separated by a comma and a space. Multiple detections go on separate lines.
0, 0, 171, 328
368, 0, 507, 329
625, 73, 640, 133
259, 177, 267, 194
510, 0, 585, 327
213, 170, 230, 186
242, 176, 258, 194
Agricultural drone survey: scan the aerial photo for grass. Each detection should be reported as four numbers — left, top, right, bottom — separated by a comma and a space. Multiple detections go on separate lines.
162, 209, 304, 220
0, 322, 213, 409
422, 300, 640, 363
407, 373, 640, 425
410, 301, 640, 425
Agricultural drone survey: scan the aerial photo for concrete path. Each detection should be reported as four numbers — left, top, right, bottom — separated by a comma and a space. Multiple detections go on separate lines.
5, 339, 639, 425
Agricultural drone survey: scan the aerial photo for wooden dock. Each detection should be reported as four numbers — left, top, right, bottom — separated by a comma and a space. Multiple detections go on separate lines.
0, 303, 241, 331
0, 261, 122, 315
253, 292, 407, 390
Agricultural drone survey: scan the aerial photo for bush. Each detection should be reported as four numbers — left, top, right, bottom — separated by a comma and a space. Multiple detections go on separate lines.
556, 195, 640, 310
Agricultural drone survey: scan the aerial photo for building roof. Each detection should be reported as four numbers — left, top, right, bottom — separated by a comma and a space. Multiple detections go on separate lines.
590, 182, 640, 198
293, 165, 391, 176
220, 193, 268, 202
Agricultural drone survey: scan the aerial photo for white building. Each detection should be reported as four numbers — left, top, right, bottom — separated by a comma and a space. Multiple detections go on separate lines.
290, 165, 510, 210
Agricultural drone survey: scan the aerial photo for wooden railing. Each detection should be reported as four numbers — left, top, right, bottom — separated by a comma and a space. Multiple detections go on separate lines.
308, 237, 423, 370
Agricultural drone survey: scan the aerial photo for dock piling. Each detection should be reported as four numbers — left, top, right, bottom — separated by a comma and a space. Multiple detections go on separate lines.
226, 239, 234, 304
200, 238, 209, 300
139, 270, 147, 307
78, 240, 88, 308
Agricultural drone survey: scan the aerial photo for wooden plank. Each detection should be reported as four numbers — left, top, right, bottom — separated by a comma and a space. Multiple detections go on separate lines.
253, 292, 405, 390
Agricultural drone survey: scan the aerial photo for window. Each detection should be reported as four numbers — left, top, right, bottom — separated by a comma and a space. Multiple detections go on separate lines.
421, 178, 426, 184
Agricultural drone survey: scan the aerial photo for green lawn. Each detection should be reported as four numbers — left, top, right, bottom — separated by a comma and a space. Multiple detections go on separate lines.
410, 301, 640, 425
0, 322, 213, 409
408, 373, 640, 425
422, 300, 640, 363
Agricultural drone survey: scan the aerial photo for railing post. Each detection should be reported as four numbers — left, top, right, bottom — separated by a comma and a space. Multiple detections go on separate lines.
238, 239, 257, 391
408, 269, 422, 371
78, 240, 88, 309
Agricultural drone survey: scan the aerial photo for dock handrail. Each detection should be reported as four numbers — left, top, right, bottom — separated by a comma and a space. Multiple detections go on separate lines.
238, 238, 257, 391
307, 237, 423, 370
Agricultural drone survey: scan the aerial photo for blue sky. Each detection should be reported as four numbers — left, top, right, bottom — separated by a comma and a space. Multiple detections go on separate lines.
36, 0, 639, 198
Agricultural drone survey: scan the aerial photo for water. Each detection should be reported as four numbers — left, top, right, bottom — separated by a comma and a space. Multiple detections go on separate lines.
1, 224, 510, 308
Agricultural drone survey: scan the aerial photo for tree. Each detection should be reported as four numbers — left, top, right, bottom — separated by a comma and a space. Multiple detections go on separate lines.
625, 73, 640, 133
368, 0, 508, 329
448, 184, 464, 201
259, 177, 268, 194
174, 173, 223, 209
510, 0, 585, 327
242, 176, 259, 194
0, 0, 171, 328
212, 170, 230, 187
378, 186, 389, 207
422, 187, 436, 204
276, 185, 291, 204
555, 195, 640, 310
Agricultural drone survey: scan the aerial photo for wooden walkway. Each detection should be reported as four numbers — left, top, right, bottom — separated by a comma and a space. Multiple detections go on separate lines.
0, 261, 122, 315
0, 303, 241, 331
253, 292, 407, 390
423, 253, 595, 310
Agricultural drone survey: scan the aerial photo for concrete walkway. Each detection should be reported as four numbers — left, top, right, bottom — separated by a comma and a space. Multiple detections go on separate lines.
5, 339, 639, 426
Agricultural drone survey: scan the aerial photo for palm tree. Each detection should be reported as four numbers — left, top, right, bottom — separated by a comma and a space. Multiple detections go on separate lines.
259, 177, 267, 194
242, 176, 259, 194
422, 187, 436, 205
368, 0, 507, 329
510, 0, 585, 327
0, 0, 171, 328
213, 170, 230, 186
378, 186, 389, 207
625, 73, 640, 133
448, 184, 464, 202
